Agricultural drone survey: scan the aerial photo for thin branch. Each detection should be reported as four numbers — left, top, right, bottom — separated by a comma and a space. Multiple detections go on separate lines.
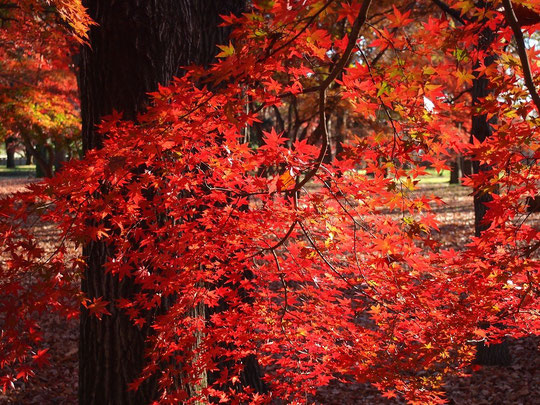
446, 86, 473, 104
293, 0, 373, 192
251, 85, 320, 115
267, 0, 336, 58
268, 220, 298, 251
270, 248, 290, 338
370, 46, 388, 66
298, 220, 384, 306
321, 0, 372, 90
293, 88, 328, 191
431, 0, 468, 25
502, 0, 540, 114
359, 49, 400, 158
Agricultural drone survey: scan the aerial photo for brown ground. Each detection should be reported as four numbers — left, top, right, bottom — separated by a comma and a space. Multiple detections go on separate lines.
0, 177, 538, 405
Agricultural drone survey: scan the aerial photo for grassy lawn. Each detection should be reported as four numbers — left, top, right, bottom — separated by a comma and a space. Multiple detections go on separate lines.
0, 165, 36, 176
418, 168, 450, 184
345, 167, 453, 185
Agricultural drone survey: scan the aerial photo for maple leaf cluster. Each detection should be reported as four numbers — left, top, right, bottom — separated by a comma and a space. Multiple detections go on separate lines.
1, 0, 540, 404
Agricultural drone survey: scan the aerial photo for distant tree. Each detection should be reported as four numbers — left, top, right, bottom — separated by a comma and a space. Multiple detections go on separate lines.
0, 1, 81, 176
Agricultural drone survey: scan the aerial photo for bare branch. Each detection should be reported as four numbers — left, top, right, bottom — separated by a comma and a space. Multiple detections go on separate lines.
293, 0, 373, 192
267, 0, 336, 58
502, 0, 540, 114
431, 0, 468, 25
321, 0, 372, 90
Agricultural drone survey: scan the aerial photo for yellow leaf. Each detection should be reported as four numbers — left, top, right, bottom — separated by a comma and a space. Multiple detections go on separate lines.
423, 66, 436, 75
216, 41, 235, 58
277, 168, 296, 191
453, 69, 475, 87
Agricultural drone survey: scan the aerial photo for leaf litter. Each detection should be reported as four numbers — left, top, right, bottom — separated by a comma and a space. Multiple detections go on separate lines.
0, 178, 537, 405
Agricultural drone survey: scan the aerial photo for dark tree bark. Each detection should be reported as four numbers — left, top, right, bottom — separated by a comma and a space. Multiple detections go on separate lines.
33, 143, 51, 178
461, 156, 473, 177
334, 110, 347, 159
471, 47, 495, 238
449, 156, 460, 184
53, 142, 66, 172
24, 144, 32, 165
5, 136, 16, 168
470, 22, 510, 367
78, 1, 248, 404
21, 137, 53, 178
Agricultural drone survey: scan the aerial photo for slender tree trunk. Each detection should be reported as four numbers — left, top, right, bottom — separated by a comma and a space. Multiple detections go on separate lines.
78, 1, 246, 403
461, 156, 472, 177
471, 22, 510, 367
334, 110, 347, 159
5, 137, 16, 168
53, 142, 66, 172
22, 139, 53, 178
449, 156, 460, 184
33, 144, 48, 178
25, 143, 32, 165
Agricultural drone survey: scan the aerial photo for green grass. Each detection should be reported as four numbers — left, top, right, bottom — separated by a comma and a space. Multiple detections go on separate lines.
418, 169, 451, 184
0, 165, 36, 176
345, 168, 452, 184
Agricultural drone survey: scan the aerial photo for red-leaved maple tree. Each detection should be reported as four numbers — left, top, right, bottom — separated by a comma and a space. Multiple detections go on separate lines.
0, 0, 90, 176
1, 0, 539, 404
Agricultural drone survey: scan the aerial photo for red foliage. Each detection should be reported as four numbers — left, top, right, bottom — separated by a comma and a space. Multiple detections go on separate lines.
1, 1, 539, 404
0, 0, 85, 173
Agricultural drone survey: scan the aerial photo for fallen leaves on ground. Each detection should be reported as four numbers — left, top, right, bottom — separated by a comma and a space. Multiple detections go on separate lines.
0, 178, 538, 404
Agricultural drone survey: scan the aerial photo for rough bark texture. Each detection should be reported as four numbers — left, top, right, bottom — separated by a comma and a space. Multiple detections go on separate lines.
471, 23, 510, 367
78, 1, 246, 404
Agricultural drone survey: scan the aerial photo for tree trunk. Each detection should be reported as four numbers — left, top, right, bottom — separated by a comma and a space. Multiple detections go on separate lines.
471, 22, 510, 367
53, 142, 66, 172
27, 141, 53, 178
5, 137, 16, 168
78, 1, 246, 403
461, 156, 472, 177
25, 144, 32, 165
334, 110, 347, 160
449, 156, 460, 184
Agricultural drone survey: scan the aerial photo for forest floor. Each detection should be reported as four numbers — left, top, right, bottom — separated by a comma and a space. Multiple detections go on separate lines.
0, 173, 538, 405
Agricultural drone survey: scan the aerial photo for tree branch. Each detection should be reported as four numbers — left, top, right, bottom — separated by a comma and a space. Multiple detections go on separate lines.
267, 0, 336, 58
321, 0, 372, 90
502, 0, 540, 114
293, 0, 373, 192
431, 0, 468, 25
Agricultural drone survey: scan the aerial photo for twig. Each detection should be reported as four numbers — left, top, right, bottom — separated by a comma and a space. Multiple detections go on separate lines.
267, 0, 336, 58
321, 0, 372, 90
270, 248, 290, 338
431, 0, 468, 25
297, 220, 379, 306
502, 0, 540, 114
293, 0, 373, 192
